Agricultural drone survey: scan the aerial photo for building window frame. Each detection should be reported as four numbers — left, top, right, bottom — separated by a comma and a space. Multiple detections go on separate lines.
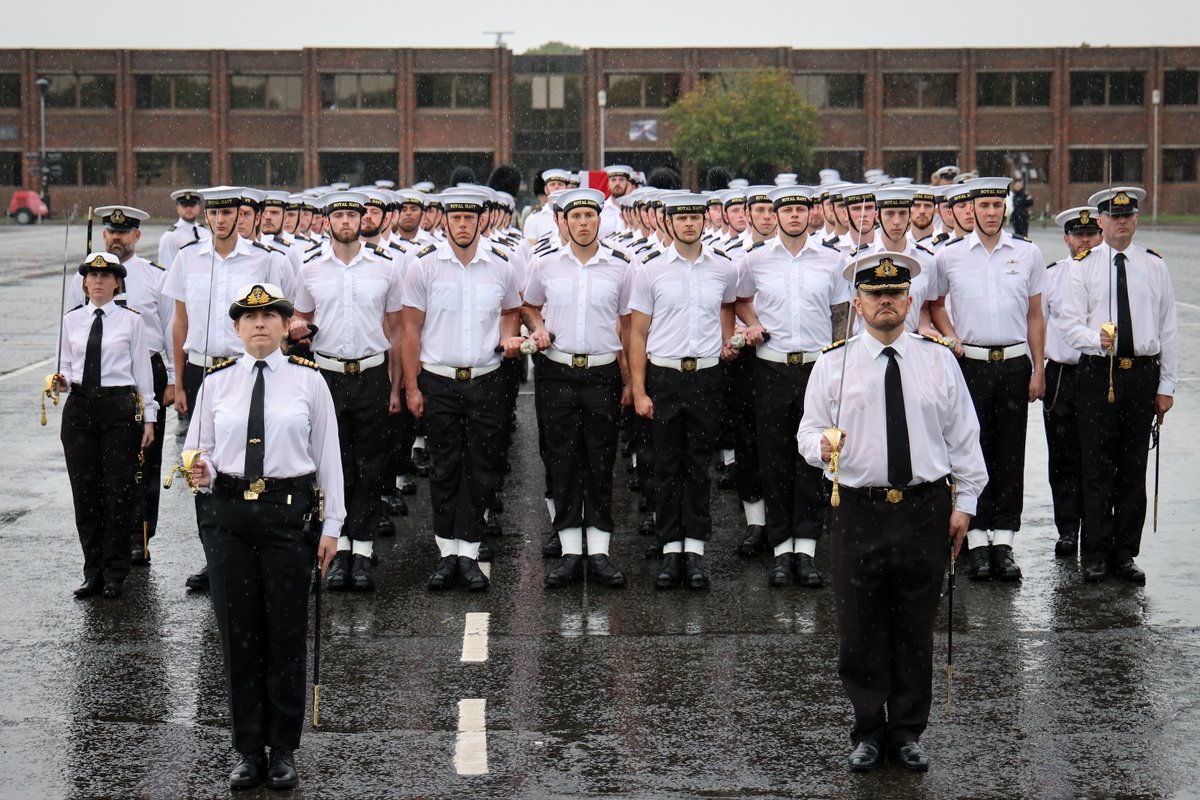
228, 73, 304, 111
133, 73, 211, 110
415, 73, 493, 110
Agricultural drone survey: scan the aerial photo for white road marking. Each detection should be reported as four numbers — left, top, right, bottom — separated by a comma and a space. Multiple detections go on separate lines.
0, 357, 52, 382
1177, 301, 1200, 312
461, 612, 490, 663
454, 699, 488, 775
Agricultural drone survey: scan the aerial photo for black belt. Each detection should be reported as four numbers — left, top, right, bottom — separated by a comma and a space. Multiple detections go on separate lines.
831, 478, 949, 505
1080, 354, 1159, 371
215, 472, 316, 501
70, 383, 135, 398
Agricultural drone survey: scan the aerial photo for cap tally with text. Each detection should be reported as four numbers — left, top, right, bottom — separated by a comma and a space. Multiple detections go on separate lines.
94, 205, 148, 231
239, 187, 266, 210
842, 251, 921, 291
604, 165, 634, 179
558, 188, 605, 215
841, 184, 876, 206
1088, 186, 1145, 216
909, 185, 936, 204
200, 186, 244, 210
966, 177, 1012, 199
170, 188, 202, 205
769, 185, 814, 210
1055, 206, 1101, 234
663, 193, 708, 216
744, 185, 776, 206
321, 191, 368, 215
262, 190, 290, 208
720, 188, 747, 208
361, 189, 390, 210
542, 168, 572, 184
229, 282, 294, 320
440, 191, 486, 214
77, 251, 127, 279
873, 186, 915, 208
397, 189, 427, 208
943, 183, 973, 206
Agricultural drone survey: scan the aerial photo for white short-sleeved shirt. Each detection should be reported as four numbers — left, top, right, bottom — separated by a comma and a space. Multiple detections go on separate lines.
158, 218, 211, 268
523, 244, 633, 355
1042, 258, 1081, 365
402, 241, 522, 368
292, 243, 404, 359
934, 231, 1046, 346
628, 243, 738, 359
736, 236, 848, 353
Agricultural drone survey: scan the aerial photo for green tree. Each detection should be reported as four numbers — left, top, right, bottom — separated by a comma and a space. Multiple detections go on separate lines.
663, 70, 821, 180
523, 41, 582, 55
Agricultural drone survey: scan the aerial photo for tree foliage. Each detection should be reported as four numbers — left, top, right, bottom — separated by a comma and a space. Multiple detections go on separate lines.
663, 70, 821, 179
523, 41, 583, 55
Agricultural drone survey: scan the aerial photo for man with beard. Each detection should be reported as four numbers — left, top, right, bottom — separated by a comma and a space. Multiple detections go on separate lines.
628, 193, 739, 590
288, 191, 403, 591
601, 165, 634, 238
66, 206, 173, 565
159, 188, 211, 267
908, 186, 941, 245
523, 168, 572, 243
402, 191, 524, 592
736, 186, 846, 587
258, 190, 304, 277
931, 177, 1046, 582
524, 188, 633, 588
797, 250, 985, 773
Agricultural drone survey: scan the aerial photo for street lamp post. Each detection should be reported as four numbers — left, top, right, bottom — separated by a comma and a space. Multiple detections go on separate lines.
597, 89, 607, 170
1151, 88, 1161, 224
35, 76, 49, 220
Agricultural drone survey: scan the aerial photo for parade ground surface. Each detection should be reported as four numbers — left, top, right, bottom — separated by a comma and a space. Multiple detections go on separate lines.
1, 221, 1199, 800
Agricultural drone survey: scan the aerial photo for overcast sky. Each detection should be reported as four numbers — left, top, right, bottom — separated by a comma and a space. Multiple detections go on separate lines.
4, 0, 1194, 52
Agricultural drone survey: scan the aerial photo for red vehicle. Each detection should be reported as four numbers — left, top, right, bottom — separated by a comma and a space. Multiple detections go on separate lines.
8, 191, 49, 224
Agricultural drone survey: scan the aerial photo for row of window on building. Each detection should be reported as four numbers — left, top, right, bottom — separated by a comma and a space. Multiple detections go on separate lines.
3, 69, 1199, 111
3, 146, 1197, 189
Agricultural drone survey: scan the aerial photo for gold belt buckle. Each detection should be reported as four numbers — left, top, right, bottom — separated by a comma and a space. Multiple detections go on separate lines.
455, 367, 472, 381
885, 488, 904, 504
681, 357, 697, 372
244, 478, 266, 501
572, 354, 588, 368
1118, 357, 1133, 370
989, 348, 1004, 362
344, 360, 360, 375
787, 352, 802, 365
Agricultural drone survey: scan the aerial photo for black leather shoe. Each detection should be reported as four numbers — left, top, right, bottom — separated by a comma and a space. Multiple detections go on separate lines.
638, 495, 648, 513
350, 554, 375, 591
477, 541, 493, 562
768, 553, 794, 587
458, 556, 490, 591
717, 464, 737, 491
1113, 558, 1146, 585
229, 750, 265, 791
655, 553, 683, 589
847, 741, 881, 772
628, 473, 643, 492
967, 546, 992, 581
1082, 558, 1107, 582
325, 552, 351, 590
412, 447, 431, 477
485, 514, 503, 538
738, 525, 767, 557
266, 748, 298, 790
684, 553, 710, 590
73, 577, 104, 598
545, 554, 583, 587
397, 473, 417, 495
541, 531, 562, 558
185, 565, 209, 592
644, 542, 663, 560
638, 513, 656, 537
428, 555, 459, 590
130, 544, 150, 565
990, 544, 1023, 581
890, 740, 930, 772
1054, 532, 1078, 558
385, 491, 409, 517
102, 580, 124, 599
794, 553, 824, 588
376, 514, 397, 538
587, 554, 626, 587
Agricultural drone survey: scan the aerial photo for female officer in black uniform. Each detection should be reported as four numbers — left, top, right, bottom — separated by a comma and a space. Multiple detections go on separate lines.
53, 252, 157, 599
185, 282, 343, 791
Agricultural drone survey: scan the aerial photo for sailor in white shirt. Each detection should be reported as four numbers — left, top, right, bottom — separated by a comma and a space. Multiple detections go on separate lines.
851, 186, 939, 334
258, 190, 304, 277
401, 191, 524, 592
600, 164, 634, 239
523, 168, 572, 243
1041, 206, 1100, 560
796, 250, 985, 773
1057, 186, 1177, 584
839, 185, 878, 252
628, 193, 739, 591
929, 176, 1046, 582
158, 188, 211, 268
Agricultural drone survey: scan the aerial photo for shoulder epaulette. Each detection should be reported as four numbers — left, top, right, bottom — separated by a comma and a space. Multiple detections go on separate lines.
850, 246, 864, 257
179, 239, 200, 252
1073, 248, 1091, 261
206, 358, 239, 375
304, 249, 324, 264
273, 234, 289, 246
149, 260, 166, 271
389, 241, 408, 253
166, 224, 177, 232
288, 355, 319, 370
68, 303, 83, 313
294, 233, 313, 243
944, 237, 965, 247
536, 245, 560, 258
919, 333, 953, 348
305, 242, 323, 254
630, 237, 648, 247
604, 245, 630, 263
747, 240, 766, 252
368, 243, 392, 260
915, 244, 935, 256
932, 233, 950, 245
712, 248, 732, 260
823, 235, 839, 246
1046, 259, 1061, 269
490, 246, 509, 261
642, 250, 662, 264
725, 239, 744, 250
1012, 233, 1032, 243
822, 339, 847, 353
417, 244, 437, 259
822, 239, 840, 250
634, 244, 655, 254
1146, 248, 1163, 259
252, 240, 280, 254
121, 305, 141, 315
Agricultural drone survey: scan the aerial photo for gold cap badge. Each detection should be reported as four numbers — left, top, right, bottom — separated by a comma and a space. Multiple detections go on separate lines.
875, 258, 898, 278
246, 285, 271, 306
1113, 192, 1131, 206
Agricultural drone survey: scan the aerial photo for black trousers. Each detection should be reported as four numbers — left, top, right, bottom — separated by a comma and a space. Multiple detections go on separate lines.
724, 351, 763, 504
1042, 360, 1083, 540
958, 354, 1031, 532
135, 353, 168, 542
419, 368, 508, 542
61, 390, 142, 583
321, 362, 392, 542
829, 483, 950, 748
201, 485, 316, 753
536, 357, 623, 532
1076, 356, 1159, 563
646, 364, 725, 544
754, 359, 824, 546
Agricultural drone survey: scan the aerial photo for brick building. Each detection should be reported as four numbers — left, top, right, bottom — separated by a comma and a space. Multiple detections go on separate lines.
1, 45, 1197, 217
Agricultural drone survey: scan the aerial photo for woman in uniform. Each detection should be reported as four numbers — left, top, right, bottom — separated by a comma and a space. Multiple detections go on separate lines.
53, 252, 157, 599
185, 282, 343, 791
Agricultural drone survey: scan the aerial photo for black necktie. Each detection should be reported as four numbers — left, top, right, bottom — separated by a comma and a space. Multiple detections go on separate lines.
1115, 253, 1134, 358
193, 225, 200, 242
245, 361, 267, 481
882, 346, 912, 489
82, 308, 103, 390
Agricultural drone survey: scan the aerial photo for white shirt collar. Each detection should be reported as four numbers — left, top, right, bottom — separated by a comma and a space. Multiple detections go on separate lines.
861, 330, 910, 360
238, 347, 288, 372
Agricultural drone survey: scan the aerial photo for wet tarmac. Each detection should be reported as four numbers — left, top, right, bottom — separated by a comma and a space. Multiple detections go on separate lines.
2, 222, 1199, 799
